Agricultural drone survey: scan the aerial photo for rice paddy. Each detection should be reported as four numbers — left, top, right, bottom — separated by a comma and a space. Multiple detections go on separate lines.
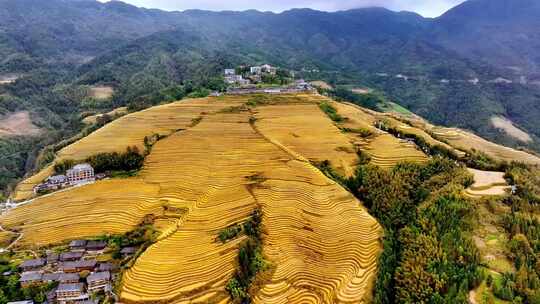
2, 93, 382, 303
4, 92, 532, 302
431, 127, 540, 165
465, 168, 511, 198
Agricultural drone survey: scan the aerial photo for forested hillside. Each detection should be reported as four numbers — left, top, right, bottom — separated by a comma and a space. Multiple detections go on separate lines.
1, 0, 540, 195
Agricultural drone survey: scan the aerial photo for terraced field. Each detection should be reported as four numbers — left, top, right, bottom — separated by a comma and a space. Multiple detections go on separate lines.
328, 102, 429, 168
357, 134, 428, 169
1, 93, 382, 303
254, 103, 359, 176
430, 127, 540, 165
382, 117, 466, 158
465, 168, 511, 198
12, 97, 246, 201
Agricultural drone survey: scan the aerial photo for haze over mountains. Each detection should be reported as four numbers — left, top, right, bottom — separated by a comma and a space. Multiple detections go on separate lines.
1, 0, 540, 191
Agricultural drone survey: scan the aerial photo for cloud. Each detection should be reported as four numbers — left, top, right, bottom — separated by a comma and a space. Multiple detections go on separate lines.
103, 0, 467, 17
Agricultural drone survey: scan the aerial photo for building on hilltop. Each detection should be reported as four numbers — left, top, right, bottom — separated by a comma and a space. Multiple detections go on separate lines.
250, 66, 262, 75
66, 164, 95, 186
224, 69, 235, 76
261, 64, 277, 74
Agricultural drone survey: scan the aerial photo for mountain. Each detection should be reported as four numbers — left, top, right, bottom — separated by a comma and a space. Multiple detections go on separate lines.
432, 0, 540, 76
1, 0, 540, 194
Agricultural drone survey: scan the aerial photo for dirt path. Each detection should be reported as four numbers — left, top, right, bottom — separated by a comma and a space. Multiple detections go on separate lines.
0, 224, 23, 252
469, 290, 478, 304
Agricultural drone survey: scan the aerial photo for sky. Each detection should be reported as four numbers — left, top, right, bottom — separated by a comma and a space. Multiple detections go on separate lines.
100, 0, 467, 18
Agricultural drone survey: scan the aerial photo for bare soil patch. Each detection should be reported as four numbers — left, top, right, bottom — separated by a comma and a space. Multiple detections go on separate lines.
465, 168, 510, 197
310, 81, 332, 90
0, 111, 41, 137
0, 74, 19, 84
352, 88, 371, 94
490, 116, 532, 143
89, 85, 114, 100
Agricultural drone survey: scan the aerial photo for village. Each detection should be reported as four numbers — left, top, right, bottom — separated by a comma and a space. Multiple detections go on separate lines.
33, 164, 103, 195
1, 236, 140, 304
220, 64, 315, 95
0, 162, 142, 303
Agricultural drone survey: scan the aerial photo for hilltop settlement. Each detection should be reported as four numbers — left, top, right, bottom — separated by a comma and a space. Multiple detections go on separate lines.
222, 64, 314, 95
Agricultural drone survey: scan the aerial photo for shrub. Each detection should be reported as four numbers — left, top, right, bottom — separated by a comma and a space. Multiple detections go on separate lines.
319, 102, 345, 123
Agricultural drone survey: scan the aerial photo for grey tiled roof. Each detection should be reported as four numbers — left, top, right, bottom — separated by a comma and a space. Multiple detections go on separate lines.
60, 252, 84, 261
56, 283, 84, 292
20, 258, 45, 268
19, 271, 42, 282
87, 271, 110, 283
86, 240, 107, 250
60, 260, 97, 270
69, 240, 87, 248
42, 273, 60, 281
59, 273, 79, 282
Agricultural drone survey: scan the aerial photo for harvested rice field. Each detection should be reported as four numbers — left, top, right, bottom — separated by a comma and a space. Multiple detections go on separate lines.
431, 127, 540, 165
382, 117, 466, 158
12, 96, 247, 201
2, 93, 382, 303
465, 168, 511, 198
322, 101, 428, 169
254, 103, 359, 176
358, 134, 428, 169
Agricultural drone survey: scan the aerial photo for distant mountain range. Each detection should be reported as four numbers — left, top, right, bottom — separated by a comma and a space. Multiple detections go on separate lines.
0, 0, 539, 191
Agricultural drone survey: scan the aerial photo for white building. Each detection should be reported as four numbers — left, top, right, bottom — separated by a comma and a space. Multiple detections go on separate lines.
224, 69, 235, 76
250, 66, 262, 75
261, 64, 277, 74
66, 164, 95, 186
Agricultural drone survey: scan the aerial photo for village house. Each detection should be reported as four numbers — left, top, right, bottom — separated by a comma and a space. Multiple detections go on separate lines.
250, 66, 262, 75
20, 258, 45, 272
69, 240, 87, 252
86, 240, 107, 254
60, 260, 97, 273
59, 272, 80, 284
46, 252, 60, 264
261, 64, 277, 75
33, 175, 68, 194
66, 164, 95, 186
87, 271, 111, 292
224, 69, 235, 76
98, 262, 115, 272
56, 283, 88, 303
19, 271, 43, 288
46, 289, 57, 303
42, 273, 60, 283
120, 246, 137, 257
60, 251, 84, 262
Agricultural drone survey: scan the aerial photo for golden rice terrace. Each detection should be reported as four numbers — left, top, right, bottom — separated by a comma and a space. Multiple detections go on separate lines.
2, 93, 540, 303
